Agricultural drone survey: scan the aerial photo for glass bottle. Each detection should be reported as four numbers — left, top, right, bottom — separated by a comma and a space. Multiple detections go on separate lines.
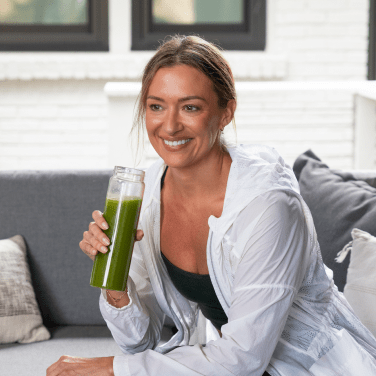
90, 166, 145, 291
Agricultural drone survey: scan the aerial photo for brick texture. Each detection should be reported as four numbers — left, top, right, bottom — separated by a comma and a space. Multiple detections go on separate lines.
0, 80, 109, 170
273, 0, 369, 80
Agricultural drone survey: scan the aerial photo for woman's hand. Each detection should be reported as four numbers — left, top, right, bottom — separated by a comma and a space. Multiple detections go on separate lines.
46, 355, 114, 375
79, 210, 144, 261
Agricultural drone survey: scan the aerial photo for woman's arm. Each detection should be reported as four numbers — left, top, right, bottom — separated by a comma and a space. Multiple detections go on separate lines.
79, 208, 165, 354
200, 190, 309, 373
113, 190, 310, 375
100, 237, 166, 355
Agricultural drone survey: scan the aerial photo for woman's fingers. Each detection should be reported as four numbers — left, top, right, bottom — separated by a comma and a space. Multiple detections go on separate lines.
80, 228, 143, 261
79, 239, 94, 260
93, 210, 109, 231
80, 211, 144, 261
46, 355, 114, 376
91, 211, 111, 247
78, 210, 110, 261
85, 223, 109, 253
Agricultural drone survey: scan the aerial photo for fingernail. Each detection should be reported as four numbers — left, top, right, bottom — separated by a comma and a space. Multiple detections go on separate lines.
102, 222, 109, 229
101, 246, 107, 253
103, 238, 110, 245
92, 249, 96, 255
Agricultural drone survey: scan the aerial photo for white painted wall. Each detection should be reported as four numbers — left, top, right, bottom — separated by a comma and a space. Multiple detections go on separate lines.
0, 0, 372, 170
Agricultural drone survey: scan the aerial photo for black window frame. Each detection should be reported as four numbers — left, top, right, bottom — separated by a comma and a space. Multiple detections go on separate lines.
0, 0, 108, 52
368, 0, 376, 80
132, 0, 266, 51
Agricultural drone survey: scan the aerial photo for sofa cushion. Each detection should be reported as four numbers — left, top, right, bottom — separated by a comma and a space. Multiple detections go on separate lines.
0, 170, 112, 326
0, 325, 174, 376
337, 229, 376, 337
0, 235, 50, 344
293, 150, 376, 292
0, 326, 122, 376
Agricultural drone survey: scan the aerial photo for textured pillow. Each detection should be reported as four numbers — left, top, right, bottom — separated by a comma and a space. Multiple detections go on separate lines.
348, 170, 376, 189
293, 150, 376, 292
0, 235, 50, 344
336, 229, 376, 337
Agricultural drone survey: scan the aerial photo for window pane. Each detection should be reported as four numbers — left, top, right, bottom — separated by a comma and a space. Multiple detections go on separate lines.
153, 0, 243, 25
0, 0, 88, 25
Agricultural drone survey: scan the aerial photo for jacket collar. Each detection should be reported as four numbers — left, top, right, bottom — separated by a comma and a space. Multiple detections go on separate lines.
140, 144, 300, 237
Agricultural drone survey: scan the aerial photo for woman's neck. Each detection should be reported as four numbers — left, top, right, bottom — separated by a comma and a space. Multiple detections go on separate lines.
164, 147, 232, 204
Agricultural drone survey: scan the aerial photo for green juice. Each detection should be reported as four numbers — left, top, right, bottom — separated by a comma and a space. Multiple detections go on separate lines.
90, 197, 142, 291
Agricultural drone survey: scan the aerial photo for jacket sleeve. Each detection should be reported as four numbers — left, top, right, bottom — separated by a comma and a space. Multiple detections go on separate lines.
99, 238, 166, 355
112, 190, 311, 376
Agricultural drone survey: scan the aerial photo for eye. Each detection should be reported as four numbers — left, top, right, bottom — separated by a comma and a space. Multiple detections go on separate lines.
149, 104, 163, 111
184, 105, 200, 112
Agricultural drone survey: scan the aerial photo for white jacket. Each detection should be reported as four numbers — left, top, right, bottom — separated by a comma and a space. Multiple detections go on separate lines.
100, 144, 376, 376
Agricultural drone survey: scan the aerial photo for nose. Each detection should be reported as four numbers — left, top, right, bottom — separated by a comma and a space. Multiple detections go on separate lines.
163, 107, 184, 135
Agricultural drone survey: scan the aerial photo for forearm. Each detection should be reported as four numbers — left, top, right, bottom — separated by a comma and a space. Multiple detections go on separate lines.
100, 277, 164, 353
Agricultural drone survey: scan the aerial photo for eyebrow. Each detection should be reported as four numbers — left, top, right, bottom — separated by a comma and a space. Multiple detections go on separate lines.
147, 95, 207, 103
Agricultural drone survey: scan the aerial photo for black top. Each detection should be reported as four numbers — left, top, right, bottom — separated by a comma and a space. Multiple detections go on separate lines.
160, 166, 228, 331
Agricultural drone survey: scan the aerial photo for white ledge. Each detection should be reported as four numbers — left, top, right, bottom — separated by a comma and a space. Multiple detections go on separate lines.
0, 52, 287, 81
356, 88, 376, 101
0, 52, 154, 81
104, 82, 141, 97
105, 80, 376, 98
235, 81, 376, 92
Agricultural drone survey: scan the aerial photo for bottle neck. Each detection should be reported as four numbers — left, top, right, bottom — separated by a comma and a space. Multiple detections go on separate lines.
114, 166, 145, 183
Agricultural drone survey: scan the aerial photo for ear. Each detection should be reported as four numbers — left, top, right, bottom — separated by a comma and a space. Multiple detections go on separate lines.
220, 99, 237, 127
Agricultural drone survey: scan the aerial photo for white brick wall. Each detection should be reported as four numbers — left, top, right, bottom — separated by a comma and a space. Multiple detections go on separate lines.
0, 0, 372, 171
233, 88, 355, 169
0, 80, 109, 170
273, 0, 370, 80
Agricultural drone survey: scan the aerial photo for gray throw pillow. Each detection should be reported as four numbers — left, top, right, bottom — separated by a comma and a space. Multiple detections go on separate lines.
0, 235, 50, 344
336, 229, 376, 337
346, 170, 376, 189
293, 150, 376, 292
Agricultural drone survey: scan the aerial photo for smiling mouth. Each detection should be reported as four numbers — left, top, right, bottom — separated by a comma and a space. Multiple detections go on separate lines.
163, 138, 192, 147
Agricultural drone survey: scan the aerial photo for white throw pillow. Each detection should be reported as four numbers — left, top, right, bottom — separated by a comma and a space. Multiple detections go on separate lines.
336, 229, 376, 337
0, 235, 50, 344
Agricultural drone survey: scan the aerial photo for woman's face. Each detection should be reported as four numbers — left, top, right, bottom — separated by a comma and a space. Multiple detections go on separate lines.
145, 64, 233, 169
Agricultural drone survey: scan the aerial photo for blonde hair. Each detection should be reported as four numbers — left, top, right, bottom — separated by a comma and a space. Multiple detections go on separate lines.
130, 35, 237, 166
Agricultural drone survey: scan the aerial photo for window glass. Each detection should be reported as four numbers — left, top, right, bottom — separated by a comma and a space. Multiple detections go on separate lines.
152, 0, 243, 25
133, 0, 265, 51
0, 0, 88, 25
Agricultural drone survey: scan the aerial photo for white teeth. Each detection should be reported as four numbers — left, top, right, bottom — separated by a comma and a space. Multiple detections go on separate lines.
164, 139, 192, 146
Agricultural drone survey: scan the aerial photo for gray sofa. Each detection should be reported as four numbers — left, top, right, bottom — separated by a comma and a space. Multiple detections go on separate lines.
0, 169, 173, 376
0, 152, 375, 375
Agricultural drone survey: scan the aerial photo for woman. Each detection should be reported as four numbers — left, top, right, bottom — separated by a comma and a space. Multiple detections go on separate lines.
48, 35, 376, 376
